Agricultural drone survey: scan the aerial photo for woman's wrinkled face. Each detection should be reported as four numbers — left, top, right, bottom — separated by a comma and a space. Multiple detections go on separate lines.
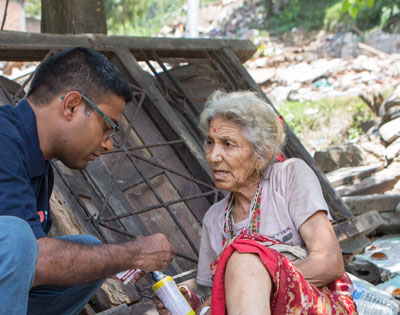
205, 116, 259, 193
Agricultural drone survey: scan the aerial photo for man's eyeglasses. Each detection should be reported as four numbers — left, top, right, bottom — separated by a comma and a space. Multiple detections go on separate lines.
61, 93, 120, 139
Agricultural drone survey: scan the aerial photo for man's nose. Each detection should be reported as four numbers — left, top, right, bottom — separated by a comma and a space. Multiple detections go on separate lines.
101, 137, 113, 153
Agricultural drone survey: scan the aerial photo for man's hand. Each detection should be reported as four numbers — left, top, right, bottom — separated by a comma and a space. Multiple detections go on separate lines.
34, 233, 175, 287
128, 233, 176, 271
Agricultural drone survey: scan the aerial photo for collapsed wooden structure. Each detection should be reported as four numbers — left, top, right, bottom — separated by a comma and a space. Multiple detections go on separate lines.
0, 31, 381, 314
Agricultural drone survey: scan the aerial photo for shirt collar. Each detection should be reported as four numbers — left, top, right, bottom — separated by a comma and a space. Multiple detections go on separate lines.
15, 98, 46, 177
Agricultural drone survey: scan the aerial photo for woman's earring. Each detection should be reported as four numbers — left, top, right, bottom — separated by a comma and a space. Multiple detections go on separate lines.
256, 168, 260, 174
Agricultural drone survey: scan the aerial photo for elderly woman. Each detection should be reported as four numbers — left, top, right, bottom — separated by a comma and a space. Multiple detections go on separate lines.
155, 90, 356, 315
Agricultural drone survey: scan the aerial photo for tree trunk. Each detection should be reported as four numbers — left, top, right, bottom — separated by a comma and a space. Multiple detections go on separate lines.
185, 0, 199, 38
41, 0, 107, 34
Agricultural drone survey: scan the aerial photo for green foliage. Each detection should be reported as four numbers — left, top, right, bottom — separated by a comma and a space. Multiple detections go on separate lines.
105, 0, 185, 35
25, 0, 41, 17
277, 96, 373, 146
265, 0, 341, 35
105, 0, 217, 36
341, 0, 375, 19
323, 0, 400, 32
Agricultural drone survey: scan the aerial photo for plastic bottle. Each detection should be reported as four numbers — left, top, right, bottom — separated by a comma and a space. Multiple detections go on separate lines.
352, 282, 399, 315
151, 271, 195, 315
354, 299, 393, 315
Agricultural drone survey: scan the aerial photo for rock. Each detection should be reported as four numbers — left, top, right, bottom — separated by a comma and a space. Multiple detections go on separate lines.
386, 138, 400, 161
248, 68, 275, 84
346, 257, 383, 285
341, 32, 360, 58
379, 116, 400, 143
378, 212, 400, 234
268, 86, 291, 104
314, 144, 364, 173
365, 30, 400, 54
379, 87, 400, 123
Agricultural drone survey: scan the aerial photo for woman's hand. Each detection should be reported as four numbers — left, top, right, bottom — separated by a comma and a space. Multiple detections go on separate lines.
198, 295, 212, 315
153, 293, 170, 315
153, 286, 202, 314
153, 286, 211, 315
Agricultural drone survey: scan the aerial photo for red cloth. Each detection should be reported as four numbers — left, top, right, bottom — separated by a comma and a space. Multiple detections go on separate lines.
211, 234, 357, 315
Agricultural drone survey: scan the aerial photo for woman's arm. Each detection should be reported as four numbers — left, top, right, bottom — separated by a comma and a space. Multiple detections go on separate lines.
294, 210, 344, 287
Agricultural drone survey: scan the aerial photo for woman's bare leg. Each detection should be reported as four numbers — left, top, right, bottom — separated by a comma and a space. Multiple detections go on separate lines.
224, 252, 272, 315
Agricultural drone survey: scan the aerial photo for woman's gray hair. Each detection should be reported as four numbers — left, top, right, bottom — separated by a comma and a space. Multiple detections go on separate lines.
199, 90, 286, 166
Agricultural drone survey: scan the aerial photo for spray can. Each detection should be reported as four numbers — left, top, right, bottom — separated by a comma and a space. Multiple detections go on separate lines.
152, 271, 195, 315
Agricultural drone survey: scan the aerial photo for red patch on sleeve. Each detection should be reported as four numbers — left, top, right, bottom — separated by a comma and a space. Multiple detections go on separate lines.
37, 211, 44, 223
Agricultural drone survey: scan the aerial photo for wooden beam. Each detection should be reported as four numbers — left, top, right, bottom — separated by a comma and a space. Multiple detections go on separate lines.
333, 210, 383, 242
326, 163, 384, 187
0, 31, 256, 62
343, 194, 400, 215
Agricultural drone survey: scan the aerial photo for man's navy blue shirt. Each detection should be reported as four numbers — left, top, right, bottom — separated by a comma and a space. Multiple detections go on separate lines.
0, 98, 53, 239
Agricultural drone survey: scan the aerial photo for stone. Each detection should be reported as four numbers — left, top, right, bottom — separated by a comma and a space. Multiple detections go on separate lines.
365, 30, 400, 55
248, 68, 275, 84
379, 116, 400, 143
386, 138, 400, 161
346, 257, 383, 285
314, 144, 364, 173
268, 86, 292, 104
378, 212, 400, 235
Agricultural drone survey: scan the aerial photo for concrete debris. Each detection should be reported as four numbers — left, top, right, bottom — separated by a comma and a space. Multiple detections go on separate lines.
314, 143, 364, 173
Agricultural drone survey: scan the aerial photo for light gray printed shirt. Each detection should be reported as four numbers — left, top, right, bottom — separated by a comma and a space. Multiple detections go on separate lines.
196, 158, 332, 287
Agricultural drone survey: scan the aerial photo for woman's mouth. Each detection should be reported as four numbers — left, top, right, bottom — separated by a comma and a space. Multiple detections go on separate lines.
213, 169, 229, 179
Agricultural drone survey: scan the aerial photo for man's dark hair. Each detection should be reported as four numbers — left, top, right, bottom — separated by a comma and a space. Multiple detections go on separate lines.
27, 47, 132, 108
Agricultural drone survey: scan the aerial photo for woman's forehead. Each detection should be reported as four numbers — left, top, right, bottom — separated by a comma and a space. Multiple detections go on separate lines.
208, 117, 242, 133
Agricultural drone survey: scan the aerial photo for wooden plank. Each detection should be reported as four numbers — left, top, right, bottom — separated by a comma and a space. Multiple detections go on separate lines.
335, 167, 400, 196
326, 163, 384, 187
333, 210, 383, 242
113, 47, 213, 189
0, 31, 256, 62
340, 235, 371, 255
221, 47, 353, 221
342, 194, 400, 215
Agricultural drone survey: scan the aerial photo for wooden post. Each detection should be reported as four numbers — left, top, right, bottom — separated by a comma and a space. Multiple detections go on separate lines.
41, 0, 107, 34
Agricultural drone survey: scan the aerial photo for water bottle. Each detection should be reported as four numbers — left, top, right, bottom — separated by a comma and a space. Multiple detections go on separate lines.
151, 271, 195, 315
354, 299, 393, 315
352, 282, 399, 315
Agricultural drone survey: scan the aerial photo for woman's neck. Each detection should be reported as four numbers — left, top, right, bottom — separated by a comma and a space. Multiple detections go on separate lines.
231, 174, 261, 222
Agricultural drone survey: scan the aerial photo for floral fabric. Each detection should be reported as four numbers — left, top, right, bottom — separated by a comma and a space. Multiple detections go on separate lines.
211, 233, 358, 315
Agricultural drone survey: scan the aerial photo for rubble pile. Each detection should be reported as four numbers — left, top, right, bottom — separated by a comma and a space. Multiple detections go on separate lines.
159, 1, 400, 107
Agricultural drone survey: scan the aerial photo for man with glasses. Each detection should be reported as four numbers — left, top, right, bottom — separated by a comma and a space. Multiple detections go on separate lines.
0, 47, 176, 314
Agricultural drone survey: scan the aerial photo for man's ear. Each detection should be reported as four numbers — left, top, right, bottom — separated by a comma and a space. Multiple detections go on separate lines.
61, 92, 82, 121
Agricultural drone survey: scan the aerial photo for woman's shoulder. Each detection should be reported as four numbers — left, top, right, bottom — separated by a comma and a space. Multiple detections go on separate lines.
267, 158, 309, 177
202, 193, 230, 225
